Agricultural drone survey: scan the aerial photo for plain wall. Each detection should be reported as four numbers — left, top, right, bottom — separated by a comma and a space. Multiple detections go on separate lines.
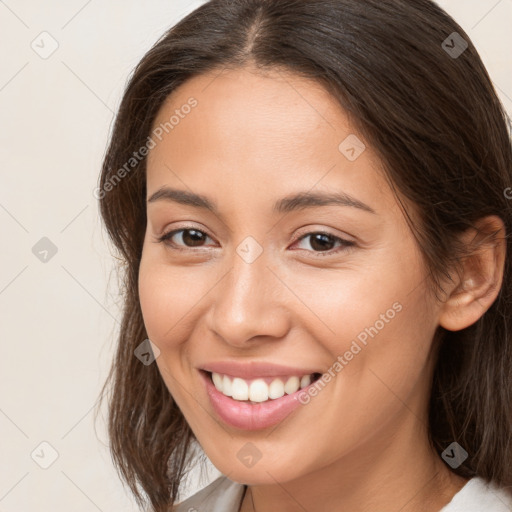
0, 1, 511, 510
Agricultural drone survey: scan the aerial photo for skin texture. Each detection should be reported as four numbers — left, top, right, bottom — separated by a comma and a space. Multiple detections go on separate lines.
138, 66, 505, 512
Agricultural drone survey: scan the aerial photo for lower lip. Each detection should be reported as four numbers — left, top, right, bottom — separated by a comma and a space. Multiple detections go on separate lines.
200, 370, 314, 430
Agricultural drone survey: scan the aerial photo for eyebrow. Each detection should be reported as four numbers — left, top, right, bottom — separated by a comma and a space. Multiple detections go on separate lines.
147, 187, 376, 215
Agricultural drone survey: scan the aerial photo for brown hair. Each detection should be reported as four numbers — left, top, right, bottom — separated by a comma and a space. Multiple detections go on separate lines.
96, 0, 512, 510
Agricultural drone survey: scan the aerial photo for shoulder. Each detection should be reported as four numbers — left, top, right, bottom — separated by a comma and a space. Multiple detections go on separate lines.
173, 475, 246, 512
441, 477, 512, 512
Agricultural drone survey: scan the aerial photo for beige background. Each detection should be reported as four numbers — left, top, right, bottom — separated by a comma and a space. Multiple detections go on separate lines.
0, 1, 511, 510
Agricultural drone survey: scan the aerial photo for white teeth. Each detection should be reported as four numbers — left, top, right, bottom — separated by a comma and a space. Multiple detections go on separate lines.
284, 376, 300, 394
231, 377, 248, 400
300, 374, 311, 388
222, 374, 232, 397
212, 372, 223, 390
210, 372, 315, 402
249, 379, 268, 402
268, 378, 285, 399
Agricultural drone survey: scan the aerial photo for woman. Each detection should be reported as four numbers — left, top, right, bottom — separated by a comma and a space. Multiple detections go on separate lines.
97, 1, 512, 510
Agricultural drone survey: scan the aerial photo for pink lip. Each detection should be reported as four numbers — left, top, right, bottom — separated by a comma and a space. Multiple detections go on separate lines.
199, 369, 316, 430
198, 360, 321, 379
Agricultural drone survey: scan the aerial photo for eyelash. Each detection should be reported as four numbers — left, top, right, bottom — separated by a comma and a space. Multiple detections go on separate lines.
156, 226, 355, 257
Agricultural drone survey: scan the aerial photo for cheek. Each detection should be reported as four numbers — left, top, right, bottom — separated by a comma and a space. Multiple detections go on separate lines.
138, 253, 217, 350
291, 254, 434, 417
138, 258, 198, 402
326, 289, 436, 432
282, 262, 406, 353
138, 258, 185, 343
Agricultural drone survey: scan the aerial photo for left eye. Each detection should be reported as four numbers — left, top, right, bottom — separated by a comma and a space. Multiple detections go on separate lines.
292, 232, 354, 255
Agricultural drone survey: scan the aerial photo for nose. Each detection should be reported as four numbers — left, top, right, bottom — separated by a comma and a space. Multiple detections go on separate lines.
207, 245, 290, 348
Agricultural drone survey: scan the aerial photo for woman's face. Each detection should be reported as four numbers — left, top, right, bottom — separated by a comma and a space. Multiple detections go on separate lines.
139, 66, 442, 484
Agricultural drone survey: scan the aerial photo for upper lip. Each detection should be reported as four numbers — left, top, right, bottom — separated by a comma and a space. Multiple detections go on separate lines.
198, 360, 322, 379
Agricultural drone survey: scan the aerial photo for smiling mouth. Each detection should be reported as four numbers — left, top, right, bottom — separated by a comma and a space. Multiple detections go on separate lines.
202, 370, 322, 404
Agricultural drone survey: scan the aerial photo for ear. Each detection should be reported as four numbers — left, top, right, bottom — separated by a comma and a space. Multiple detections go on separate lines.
438, 215, 507, 332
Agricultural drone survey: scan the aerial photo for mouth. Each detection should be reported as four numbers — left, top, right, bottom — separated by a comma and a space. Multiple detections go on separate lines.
199, 369, 323, 430
201, 369, 323, 404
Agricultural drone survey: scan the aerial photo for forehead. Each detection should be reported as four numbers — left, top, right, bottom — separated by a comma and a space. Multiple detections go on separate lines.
146, 66, 396, 216
150, 65, 351, 154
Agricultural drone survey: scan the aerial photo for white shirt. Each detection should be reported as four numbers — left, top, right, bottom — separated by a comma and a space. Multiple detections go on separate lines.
175, 475, 512, 511
439, 477, 512, 511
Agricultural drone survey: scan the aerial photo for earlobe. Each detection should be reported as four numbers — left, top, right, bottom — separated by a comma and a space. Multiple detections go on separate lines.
438, 215, 507, 332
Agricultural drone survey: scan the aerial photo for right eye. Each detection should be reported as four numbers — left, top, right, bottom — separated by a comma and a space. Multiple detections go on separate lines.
157, 227, 215, 251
